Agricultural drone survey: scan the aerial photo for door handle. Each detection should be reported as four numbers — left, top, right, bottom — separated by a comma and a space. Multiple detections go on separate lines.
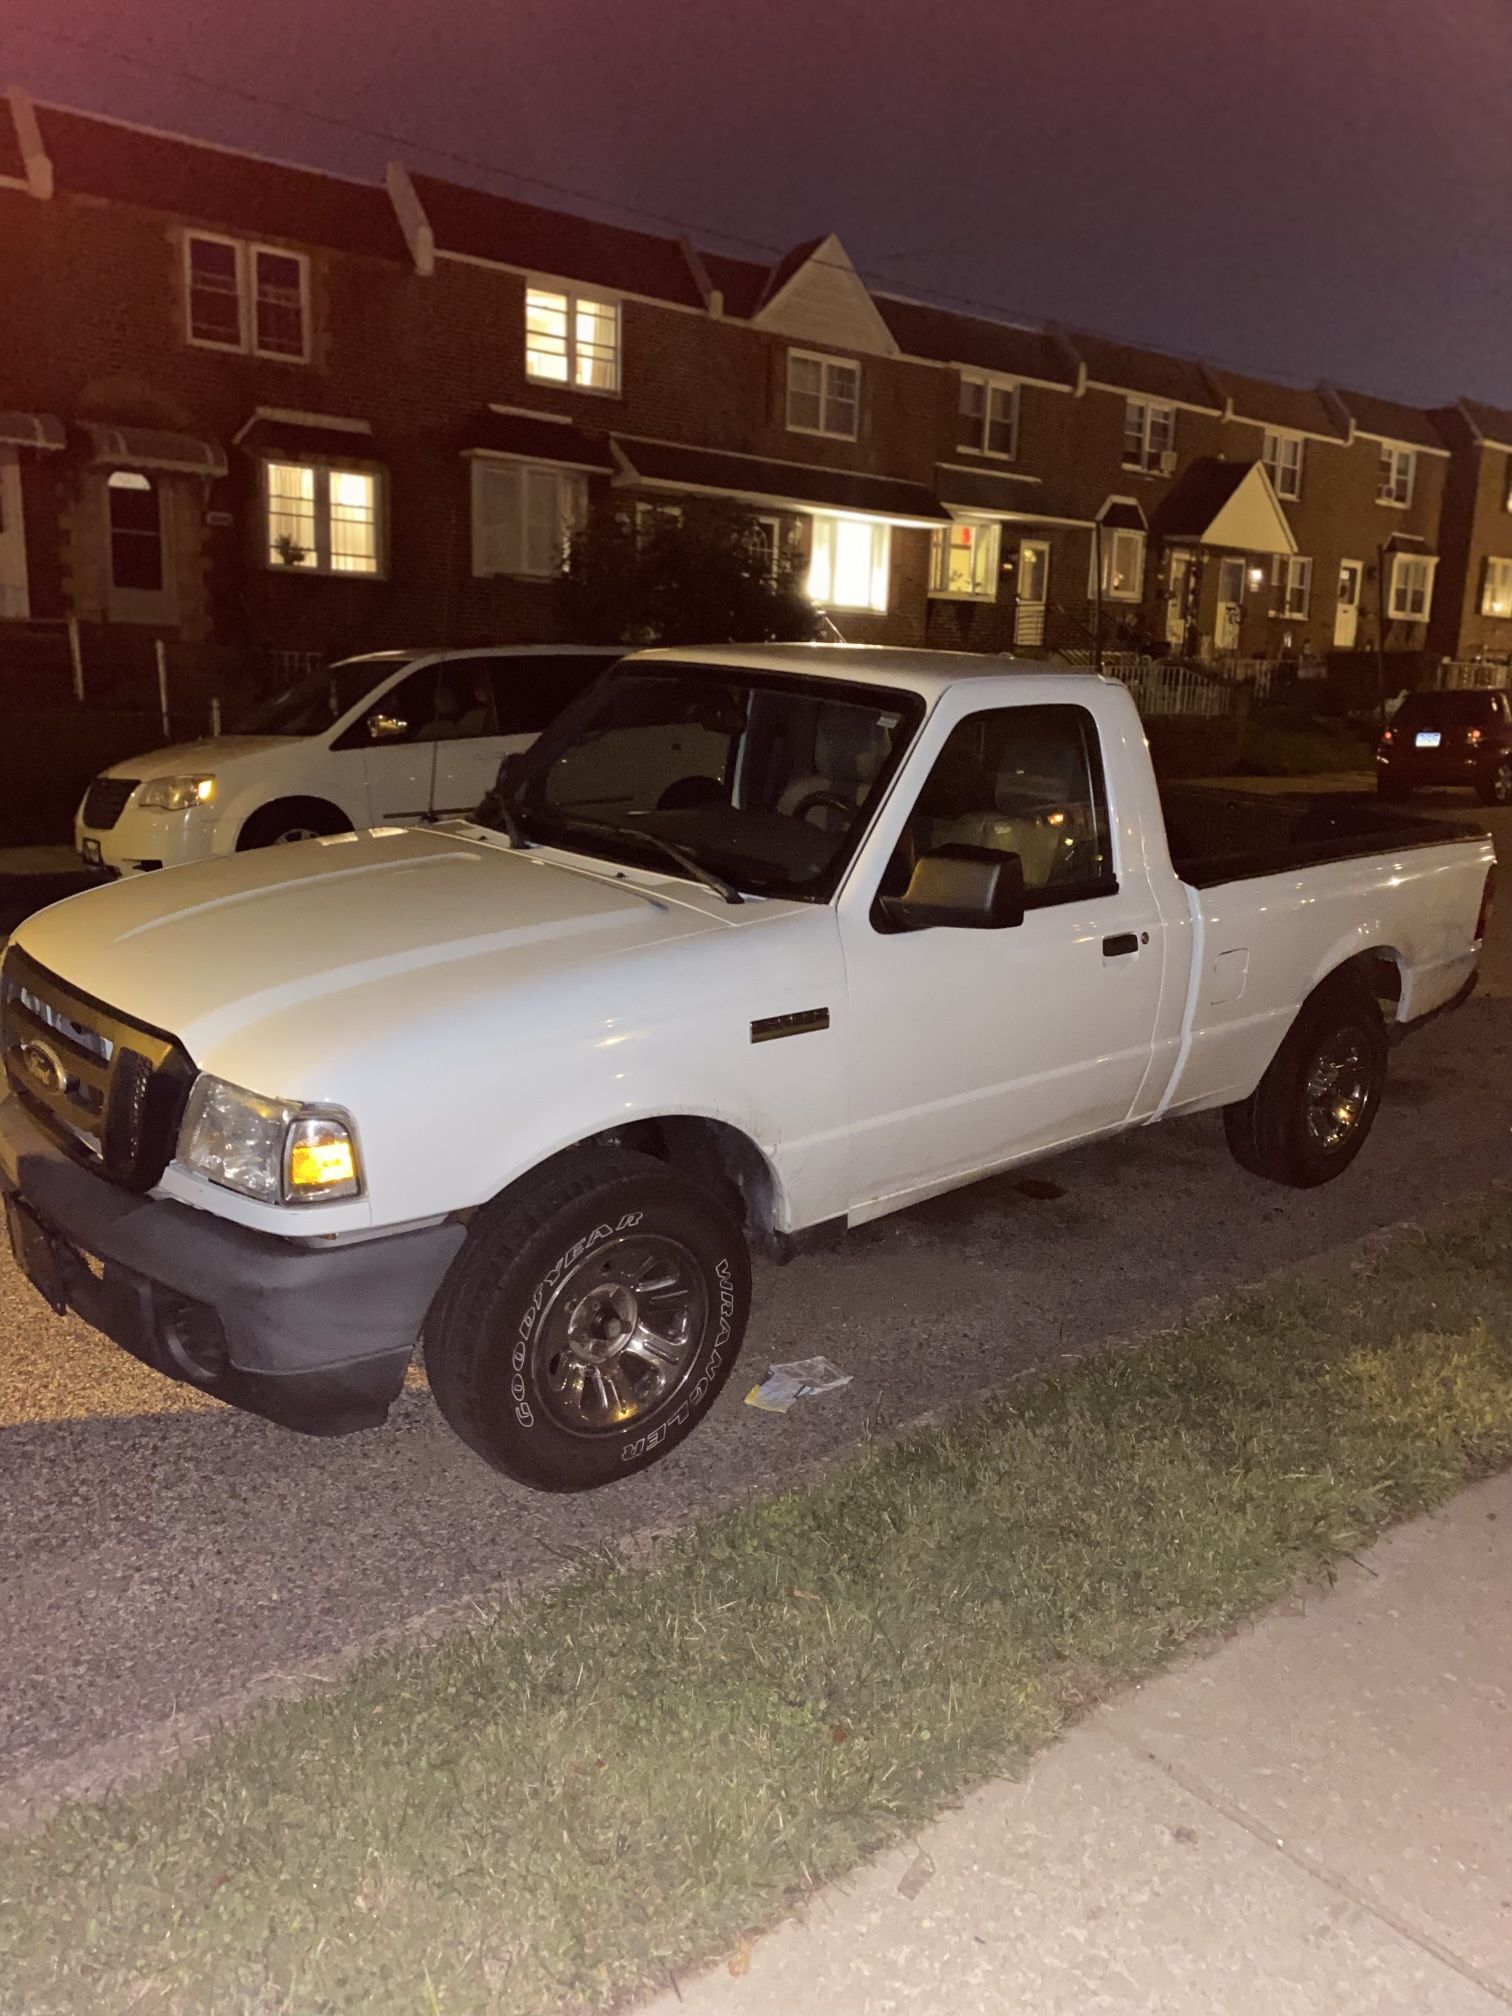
1102, 932, 1140, 958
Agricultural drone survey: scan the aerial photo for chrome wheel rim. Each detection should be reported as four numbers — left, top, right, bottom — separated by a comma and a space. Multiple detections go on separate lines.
274, 826, 318, 844
535, 1233, 706, 1435
1305, 1031, 1369, 1153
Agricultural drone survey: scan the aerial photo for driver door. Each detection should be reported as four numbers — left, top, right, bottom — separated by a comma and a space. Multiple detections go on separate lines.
841, 700, 1167, 1213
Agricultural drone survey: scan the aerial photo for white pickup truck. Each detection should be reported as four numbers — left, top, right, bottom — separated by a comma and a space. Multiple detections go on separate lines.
2, 647, 1495, 1491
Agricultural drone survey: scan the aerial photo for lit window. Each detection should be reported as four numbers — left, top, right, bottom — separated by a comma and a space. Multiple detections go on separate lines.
106, 471, 163, 593
185, 234, 309, 360
1123, 400, 1176, 472
1378, 445, 1417, 507
786, 353, 861, 439
958, 376, 1018, 458
471, 460, 586, 578
1262, 431, 1304, 501
1269, 554, 1313, 617
929, 520, 1001, 599
525, 287, 620, 392
1387, 552, 1436, 620
807, 515, 890, 611
264, 461, 380, 575
1482, 557, 1512, 619
1093, 526, 1145, 601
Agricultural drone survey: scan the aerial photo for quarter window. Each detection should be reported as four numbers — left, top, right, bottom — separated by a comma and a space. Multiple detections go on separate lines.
786, 353, 861, 439
106, 471, 163, 592
929, 520, 1001, 599
1387, 552, 1436, 620
264, 461, 380, 575
525, 287, 620, 392
471, 460, 586, 578
185, 233, 309, 360
1262, 430, 1304, 500
807, 514, 889, 611
1377, 445, 1417, 507
1482, 557, 1512, 619
1269, 555, 1313, 618
1123, 399, 1176, 472
958, 375, 1018, 458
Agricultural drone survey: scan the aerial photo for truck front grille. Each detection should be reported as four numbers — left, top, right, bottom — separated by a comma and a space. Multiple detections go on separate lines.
81, 777, 139, 830
1, 948, 196, 1190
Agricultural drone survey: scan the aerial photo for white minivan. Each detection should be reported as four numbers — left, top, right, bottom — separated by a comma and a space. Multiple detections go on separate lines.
74, 644, 623, 875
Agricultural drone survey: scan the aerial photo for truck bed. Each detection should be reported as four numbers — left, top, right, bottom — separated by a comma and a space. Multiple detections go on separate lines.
1158, 784, 1488, 890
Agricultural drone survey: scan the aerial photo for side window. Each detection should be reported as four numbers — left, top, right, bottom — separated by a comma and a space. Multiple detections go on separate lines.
421, 658, 499, 741
885, 703, 1114, 908
489, 654, 617, 735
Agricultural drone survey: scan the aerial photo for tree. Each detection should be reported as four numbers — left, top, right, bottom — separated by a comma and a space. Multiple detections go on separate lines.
560, 497, 823, 646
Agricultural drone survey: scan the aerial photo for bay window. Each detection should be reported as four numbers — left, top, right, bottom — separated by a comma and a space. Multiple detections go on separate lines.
525, 287, 620, 392
264, 461, 380, 575
807, 515, 890, 612
1093, 526, 1145, 601
1387, 552, 1436, 620
471, 460, 586, 578
929, 520, 1001, 599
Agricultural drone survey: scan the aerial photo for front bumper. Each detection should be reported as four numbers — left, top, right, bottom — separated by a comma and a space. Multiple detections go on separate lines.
75, 801, 224, 875
0, 1094, 466, 1434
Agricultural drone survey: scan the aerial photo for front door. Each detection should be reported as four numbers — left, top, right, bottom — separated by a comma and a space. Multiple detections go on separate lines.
1334, 560, 1362, 649
1165, 549, 1193, 651
1014, 540, 1050, 647
0, 450, 27, 619
1215, 556, 1245, 654
843, 698, 1167, 1212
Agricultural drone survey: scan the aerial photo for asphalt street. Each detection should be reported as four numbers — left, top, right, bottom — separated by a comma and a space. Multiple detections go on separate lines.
2, 799, 1509, 1808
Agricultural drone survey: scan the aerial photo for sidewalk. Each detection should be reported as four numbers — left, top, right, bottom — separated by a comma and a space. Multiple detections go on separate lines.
642, 1471, 1512, 2016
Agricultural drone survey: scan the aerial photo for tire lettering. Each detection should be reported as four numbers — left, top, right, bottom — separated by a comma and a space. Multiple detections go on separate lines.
511, 1209, 646, 1430
622, 1254, 737, 1462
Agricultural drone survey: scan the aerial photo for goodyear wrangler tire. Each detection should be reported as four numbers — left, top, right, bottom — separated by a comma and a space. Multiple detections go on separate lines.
425, 1149, 751, 1491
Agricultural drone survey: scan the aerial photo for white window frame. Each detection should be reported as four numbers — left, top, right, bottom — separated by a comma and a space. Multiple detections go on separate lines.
470, 458, 587, 580
1387, 551, 1437, 620
806, 513, 890, 612
1262, 430, 1304, 501
263, 459, 384, 577
752, 513, 786, 583
786, 351, 861, 441
1377, 444, 1417, 508
1268, 554, 1313, 618
928, 519, 1001, 600
957, 374, 1019, 460
524, 285, 622, 394
1482, 556, 1512, 620
184, 232, 311, 362
1122, 399, 1176, 472
1091, 525, 1146, 601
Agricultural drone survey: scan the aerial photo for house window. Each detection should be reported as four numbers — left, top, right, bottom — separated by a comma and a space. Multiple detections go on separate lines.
471, 460, 586, 578
1093, 526, 1145, 601
958, 376, 1018, 458
1377, 444, 1417, 507
106, 471, 163, 592
1123, 399, 1176, 472
807, 515, 889, 611
1482, 557, 1512, 619
633, 499, 684, 547
929, 520, 1001, 599
525, 287, 620, 392
1387, 552, 1436, 620
1269, 554, 1313, 617
1262, 431, 1304, 501
786, 352, 861, 440
750, 514, 785, 582
185, 233, 309, 360
264, 461, 380, 575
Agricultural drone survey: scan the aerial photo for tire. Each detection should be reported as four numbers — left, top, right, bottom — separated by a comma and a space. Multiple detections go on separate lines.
1223, 971, 1387, 1188
1476, 761, 1512, 808
237, 798, 351, 850
425, 1148, 751, 1491
1376, 775, 1410, 803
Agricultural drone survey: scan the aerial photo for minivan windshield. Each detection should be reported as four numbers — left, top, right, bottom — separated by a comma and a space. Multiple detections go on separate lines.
237, 655, 412, 737
483, 663, 923, 901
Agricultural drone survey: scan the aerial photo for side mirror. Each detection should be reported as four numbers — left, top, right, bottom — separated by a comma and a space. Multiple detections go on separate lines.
366, 712, 408, 743
882, 844, 1026, 932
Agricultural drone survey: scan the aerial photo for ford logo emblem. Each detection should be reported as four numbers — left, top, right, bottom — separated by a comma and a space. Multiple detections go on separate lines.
19, 1039, 67, 1095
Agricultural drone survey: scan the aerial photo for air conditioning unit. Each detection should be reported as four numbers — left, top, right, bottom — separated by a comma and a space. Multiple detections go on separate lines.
1157, 449, 1178, 475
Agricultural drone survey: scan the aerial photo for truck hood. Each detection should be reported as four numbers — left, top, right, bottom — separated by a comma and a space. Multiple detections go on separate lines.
104, 735, 310, 780
15, 827, 730, 1066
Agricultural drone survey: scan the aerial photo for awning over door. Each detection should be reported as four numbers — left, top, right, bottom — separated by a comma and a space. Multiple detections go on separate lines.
0, 411, 65, 452
466, 408, 616, 472
233, 409, 375, 461
85, 424, 228, 478
1151, 459, 1296, 557
613, 435, 950, 526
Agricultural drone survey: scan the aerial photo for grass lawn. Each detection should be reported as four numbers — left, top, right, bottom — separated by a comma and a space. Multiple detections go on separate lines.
5, 1191, 1512, 2014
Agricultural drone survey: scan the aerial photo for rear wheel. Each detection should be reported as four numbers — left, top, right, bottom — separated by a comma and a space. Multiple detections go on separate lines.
1223, 971, 1387, 1187
1477, 761, 1512, 808
425, 1148, 751, 1491
237, 798, 351, 849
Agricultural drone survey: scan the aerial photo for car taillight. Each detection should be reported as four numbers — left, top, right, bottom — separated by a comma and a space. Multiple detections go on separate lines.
1467, 727, 1484, 746
1475, 865, 1496, 944
1379, 727, 1394, 748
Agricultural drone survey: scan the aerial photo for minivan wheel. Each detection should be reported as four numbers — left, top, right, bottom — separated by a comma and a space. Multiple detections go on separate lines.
1223, 971, 1387, 1188
1477, 761, 1512, 808
237, 798, 351, 849
425, 1148, 751, 1491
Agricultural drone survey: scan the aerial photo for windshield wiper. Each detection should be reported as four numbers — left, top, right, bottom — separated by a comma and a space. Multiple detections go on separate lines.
624, 828, 746, 906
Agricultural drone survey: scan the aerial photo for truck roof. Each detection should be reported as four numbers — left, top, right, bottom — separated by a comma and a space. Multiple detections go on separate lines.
628, 643, 1109, 702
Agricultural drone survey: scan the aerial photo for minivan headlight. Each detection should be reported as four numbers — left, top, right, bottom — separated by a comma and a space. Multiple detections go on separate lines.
139, 776, 216, 811
179, 1075, 363, 1203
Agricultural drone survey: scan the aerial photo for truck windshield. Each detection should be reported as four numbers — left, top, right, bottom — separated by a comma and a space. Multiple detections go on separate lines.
486, 664, 923, 901
237, 656, 414, 737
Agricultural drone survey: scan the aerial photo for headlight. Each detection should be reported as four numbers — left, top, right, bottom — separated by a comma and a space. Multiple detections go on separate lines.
179, 1075, 363, 1204
138, 775, 217, 812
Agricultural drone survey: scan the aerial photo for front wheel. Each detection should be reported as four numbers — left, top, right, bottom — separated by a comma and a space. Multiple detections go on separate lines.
237, 798, 351, 850
1223, 972, 1387, 1187
1476, 761, 1512, 808
425, 1149, 751, 1490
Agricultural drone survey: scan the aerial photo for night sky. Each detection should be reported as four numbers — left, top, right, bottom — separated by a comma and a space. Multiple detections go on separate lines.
7, 0, 1510, 407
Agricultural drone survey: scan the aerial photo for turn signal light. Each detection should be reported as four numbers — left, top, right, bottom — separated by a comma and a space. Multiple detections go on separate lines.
289, 1134, 357, 1190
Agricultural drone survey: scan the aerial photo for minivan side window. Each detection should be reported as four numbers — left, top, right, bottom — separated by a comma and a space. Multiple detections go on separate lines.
490, 653, 617, 735
882, 703, 1115, 910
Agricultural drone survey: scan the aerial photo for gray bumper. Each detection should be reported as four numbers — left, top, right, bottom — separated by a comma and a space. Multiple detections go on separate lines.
0, 1094, 466, 1434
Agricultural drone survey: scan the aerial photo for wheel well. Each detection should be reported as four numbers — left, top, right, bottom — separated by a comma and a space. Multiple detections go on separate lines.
238, 796, 350, 845
1342, 947, 1404, 1022
512, 1118, 781, 1249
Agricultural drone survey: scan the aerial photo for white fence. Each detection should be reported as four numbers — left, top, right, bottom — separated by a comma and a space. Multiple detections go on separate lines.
1055, 652, 1275, 717
1439, 659, 1511, 691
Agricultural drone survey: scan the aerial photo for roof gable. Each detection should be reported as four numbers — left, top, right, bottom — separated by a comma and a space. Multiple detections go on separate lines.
1154, 459, 1296, 556
750, 233, 900, 357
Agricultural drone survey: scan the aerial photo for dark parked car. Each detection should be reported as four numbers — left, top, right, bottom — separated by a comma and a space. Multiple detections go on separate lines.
1376, 689, 1512, 806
